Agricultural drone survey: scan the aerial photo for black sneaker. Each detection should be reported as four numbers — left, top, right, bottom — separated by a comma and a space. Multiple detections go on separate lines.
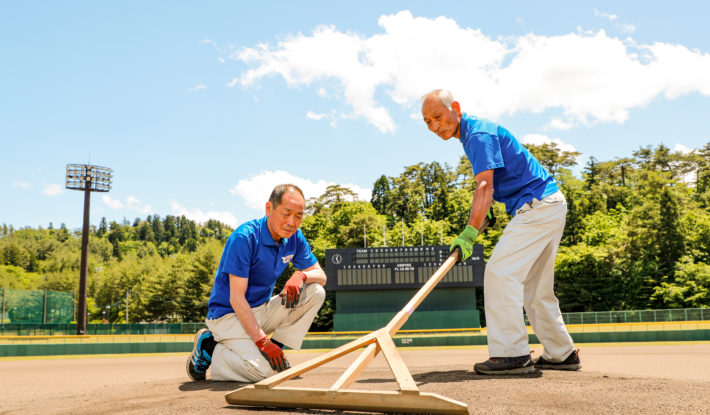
186, 329, 213, 381
474, 355, 537, 375
534, 349, 581, 371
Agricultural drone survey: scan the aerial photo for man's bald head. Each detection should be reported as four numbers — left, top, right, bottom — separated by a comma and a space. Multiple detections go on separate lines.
422, 89, 455, 110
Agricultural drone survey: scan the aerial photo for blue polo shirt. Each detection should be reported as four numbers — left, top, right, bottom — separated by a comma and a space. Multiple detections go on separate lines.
206, 215, 318, 319
459, 113, 558, 215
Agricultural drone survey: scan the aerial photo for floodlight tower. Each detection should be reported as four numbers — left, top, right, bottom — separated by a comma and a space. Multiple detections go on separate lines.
65, 164, 113, 335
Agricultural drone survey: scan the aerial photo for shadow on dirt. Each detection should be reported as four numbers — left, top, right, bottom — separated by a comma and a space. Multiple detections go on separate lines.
355, 369, 542, 385
179, 380, 248, 392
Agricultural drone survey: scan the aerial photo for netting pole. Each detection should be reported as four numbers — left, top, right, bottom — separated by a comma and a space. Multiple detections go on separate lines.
1, 288, 4, 326
42, 289, 47, 324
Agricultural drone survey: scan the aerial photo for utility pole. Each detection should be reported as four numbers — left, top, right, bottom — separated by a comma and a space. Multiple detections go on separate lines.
401, 219, 405, 246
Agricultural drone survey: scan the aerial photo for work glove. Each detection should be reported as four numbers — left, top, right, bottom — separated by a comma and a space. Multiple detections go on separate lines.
280, 271, 306, 308
450, 225, 478, 263
255, 335, 290, 372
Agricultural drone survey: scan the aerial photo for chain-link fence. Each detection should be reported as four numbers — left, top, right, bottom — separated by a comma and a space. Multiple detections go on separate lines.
525, 308, 710, 326
0, 322, 207, 336
1, 288, 74, 325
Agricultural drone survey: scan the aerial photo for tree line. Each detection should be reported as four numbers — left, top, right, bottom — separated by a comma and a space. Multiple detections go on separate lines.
2, 142, 709, 329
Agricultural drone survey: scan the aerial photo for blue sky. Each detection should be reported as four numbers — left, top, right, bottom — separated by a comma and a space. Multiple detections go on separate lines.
2, 1, 710, 230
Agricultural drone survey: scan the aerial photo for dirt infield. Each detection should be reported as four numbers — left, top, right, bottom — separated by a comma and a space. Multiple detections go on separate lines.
1, 343, 708, 415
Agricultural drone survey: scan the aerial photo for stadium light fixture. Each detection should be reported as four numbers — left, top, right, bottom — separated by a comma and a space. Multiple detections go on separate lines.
65, 164, 113, 335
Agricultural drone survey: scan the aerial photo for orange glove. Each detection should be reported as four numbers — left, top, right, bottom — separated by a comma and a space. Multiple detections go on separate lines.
255, 336, 290, 372
280, 271, 306, 308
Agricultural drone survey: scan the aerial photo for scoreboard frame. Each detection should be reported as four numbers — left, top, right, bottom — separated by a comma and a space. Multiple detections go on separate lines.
324, 245, 485, 291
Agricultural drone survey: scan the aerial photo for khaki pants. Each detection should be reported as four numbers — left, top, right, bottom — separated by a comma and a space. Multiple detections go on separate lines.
206, 283, 325, 382
484, 190, 575, 361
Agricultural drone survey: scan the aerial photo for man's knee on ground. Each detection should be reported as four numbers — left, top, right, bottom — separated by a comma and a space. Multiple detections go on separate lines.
239, 356, 277, 383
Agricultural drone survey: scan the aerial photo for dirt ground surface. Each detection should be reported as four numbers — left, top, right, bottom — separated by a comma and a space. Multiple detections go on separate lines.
1, 343, 709, 415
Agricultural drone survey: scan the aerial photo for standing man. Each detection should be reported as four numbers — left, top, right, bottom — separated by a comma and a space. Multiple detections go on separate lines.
421, 90, 580, 375
186, 184, 326, 382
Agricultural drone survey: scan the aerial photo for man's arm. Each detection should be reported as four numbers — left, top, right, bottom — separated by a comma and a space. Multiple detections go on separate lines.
228, 274, 266, 342
299, 262, 326, 286
468, 169, 495, 232
450, 169, 494, 262
229, 274, 289, 371
280, 262, 326, 308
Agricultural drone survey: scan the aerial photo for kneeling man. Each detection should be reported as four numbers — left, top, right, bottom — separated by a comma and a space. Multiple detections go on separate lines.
187, 184, 326, 382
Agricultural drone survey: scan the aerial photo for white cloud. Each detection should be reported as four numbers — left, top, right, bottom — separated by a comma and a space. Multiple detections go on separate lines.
547, 118, 576, 130
674, 143, 693, 154
227, 78, 239, 87
170, 202, 239, 227
102, 195, 153, 214
42, 184, 63, 196
306, 111, 328, 120
306, 110, 340, 127
12, 181, 30, 188
230, 11, 710, 132
187, 84, 207, 92
594, 9, 636, 34
521, 134, 582, 163
594, 9, 618, 22
621, 24, 637, 34
229, 170, 371, 210
102, 195, 124, 209
202, 38, 226, 54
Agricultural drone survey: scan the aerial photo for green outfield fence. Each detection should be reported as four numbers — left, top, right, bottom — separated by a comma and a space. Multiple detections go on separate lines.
0, 288, 74, 325
528, 308, 710, 326
1, 309, 709, 337
0, 322, 208, 336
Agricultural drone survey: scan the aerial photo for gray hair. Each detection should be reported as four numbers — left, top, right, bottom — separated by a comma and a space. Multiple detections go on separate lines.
422, 89, 455, 109
269, 184, 305, 207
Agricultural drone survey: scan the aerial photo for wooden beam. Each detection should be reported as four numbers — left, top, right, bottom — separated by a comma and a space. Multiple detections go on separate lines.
385, 254, 458, 336
225, 386, 469, 415
329, 342, 379, 391
376, 332, 419, 395
253, 329, 381, 389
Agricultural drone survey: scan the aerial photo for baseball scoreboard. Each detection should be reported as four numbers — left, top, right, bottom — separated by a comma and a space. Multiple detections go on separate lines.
325, 245, 485, 291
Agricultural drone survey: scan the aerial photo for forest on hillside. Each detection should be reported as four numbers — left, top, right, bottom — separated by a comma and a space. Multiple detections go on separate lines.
2, 142, 709, 330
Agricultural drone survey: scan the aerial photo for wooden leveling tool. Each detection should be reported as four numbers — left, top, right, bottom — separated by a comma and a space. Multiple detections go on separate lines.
225, 249, 469, 414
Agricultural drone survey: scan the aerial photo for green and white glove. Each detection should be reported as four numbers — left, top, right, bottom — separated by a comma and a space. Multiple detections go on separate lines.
450, 225, 478, 263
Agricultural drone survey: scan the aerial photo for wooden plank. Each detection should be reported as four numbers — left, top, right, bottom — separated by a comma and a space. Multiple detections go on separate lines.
376, 332, 419, 395
329, 342, 379, 391
385, 254, 459, 336
225, 386, 469, 415
253, 329, 381, 389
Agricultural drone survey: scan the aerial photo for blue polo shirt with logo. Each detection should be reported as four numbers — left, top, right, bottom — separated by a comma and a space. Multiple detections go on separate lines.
206, 215, 318, 319
459, 113, 559, 215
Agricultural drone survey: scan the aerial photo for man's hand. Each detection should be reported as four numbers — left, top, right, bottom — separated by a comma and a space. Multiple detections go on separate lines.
255, 336, 290, 372
450, 225, 478, 263
280, 271, 306, 308
481, 208, 496, 232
